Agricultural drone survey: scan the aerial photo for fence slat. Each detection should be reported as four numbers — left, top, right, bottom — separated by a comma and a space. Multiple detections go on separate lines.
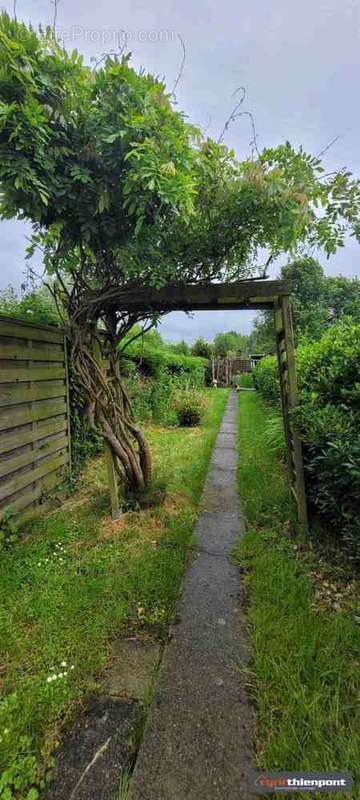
0, 452, 67, 502
0, 419, 67, 455
0, 470, 64, 519
0, 381, 66, 407
0, 345, 64, 362
0, 436, 68, 479
0, 367, 65, 383
0, 318, 63, 343
0, 400, 66, 431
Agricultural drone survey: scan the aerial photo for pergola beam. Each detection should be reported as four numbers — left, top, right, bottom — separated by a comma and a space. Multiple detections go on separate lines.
107, 279, 288, 313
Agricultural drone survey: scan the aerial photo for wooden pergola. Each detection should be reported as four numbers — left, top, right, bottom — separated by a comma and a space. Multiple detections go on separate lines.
109, 278, 308, 530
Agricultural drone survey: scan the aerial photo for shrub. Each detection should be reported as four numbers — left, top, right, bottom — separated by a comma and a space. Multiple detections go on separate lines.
253, 356, 280, 404
175, 401, 202, 427
123, 342, 207, 427
172, 388, 208, 427
254, 319, 360, 562
295, 320, 360, 560
121, 341, 207, 384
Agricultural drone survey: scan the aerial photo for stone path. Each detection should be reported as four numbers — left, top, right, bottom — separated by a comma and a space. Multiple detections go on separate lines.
130, 392, 256, 800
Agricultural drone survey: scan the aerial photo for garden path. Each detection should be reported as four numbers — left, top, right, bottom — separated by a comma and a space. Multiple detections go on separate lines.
130, 392, 256, 800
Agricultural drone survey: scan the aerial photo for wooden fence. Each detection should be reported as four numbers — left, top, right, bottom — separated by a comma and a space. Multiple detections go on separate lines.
0, 316, 71, 523
210, 356, 251, 385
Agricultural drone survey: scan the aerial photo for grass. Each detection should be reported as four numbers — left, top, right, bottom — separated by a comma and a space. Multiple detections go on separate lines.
235, 372, 254, 389
0, 388, 229, 799
235, 392, 360, 799
114, 769, 131, 799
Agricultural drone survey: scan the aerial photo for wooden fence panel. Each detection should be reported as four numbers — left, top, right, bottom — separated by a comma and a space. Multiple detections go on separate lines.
0, 316, 71, 523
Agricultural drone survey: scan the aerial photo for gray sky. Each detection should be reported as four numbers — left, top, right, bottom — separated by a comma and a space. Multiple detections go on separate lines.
1, 0, 359, 342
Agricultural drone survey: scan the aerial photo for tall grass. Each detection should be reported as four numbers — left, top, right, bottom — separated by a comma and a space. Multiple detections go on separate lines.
235, 392, 360, 799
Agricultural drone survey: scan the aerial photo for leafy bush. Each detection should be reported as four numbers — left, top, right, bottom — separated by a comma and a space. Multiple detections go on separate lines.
172, 389, 208, 427
253, 356, 280, 404
0, 285, 61, 327
123, 343, 207, 427
295, 320, 360, 559
253, 319, 360, 562
121, 341, 207, 384
126, 369, 177, 426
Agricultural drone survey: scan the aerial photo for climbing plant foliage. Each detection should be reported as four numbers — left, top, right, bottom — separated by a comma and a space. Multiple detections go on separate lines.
1, 11, 360, 491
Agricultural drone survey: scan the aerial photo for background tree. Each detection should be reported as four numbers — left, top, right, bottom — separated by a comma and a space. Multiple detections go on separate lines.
0, 284, 61, 326
170, 340, 190, 355
213, 331, 249, 357
248, 257, 327, 350
249, 259, 360, 348
281, 257, 326, 339
324, 276, 360, 324
1, 13, 360, 494
191, 337, 213, 358
247, 313, 276, 353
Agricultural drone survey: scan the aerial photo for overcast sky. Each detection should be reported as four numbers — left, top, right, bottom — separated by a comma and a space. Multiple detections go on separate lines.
1, 0, 359, 341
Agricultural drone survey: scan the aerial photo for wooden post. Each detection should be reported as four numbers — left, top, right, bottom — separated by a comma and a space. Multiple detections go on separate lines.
275, 296, 308, 532
274, 301, 294, 490
91, 336, 122, 520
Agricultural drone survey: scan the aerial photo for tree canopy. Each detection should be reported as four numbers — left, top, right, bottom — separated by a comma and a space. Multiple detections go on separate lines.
1, 10, 360, 308
249, 258, 360, 350
191, 337, 213, 358
213, 331, 249, 357
1, 10, 360, 492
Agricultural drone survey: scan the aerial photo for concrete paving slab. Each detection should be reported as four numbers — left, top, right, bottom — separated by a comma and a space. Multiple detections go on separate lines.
47, 696, 135, 800
106, 639, 161, 699
212, 447, 238, 471
215, 432, 238, 449
129, 393, 256, 800
200, 481, 240, 512
220, 423, 238, 434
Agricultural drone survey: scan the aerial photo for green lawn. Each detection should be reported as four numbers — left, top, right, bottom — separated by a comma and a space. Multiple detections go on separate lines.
0, 388, 229, 800
235, 392, 360, 800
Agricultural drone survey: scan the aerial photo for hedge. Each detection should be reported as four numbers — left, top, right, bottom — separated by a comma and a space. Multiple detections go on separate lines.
253, 319, 360, 562
121, 341, 207, 383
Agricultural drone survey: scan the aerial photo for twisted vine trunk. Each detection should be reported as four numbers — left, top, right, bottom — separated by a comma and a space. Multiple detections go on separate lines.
68, 317, 152, 492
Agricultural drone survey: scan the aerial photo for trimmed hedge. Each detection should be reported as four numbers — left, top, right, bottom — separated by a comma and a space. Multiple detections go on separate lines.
253, 319, 360, 562
121, 341, 207, 383
252, 356, 279, 404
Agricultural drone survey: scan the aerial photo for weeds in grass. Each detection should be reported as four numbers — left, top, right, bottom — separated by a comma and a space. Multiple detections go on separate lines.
0, 390, 229, 798
114, 769, 131, 800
